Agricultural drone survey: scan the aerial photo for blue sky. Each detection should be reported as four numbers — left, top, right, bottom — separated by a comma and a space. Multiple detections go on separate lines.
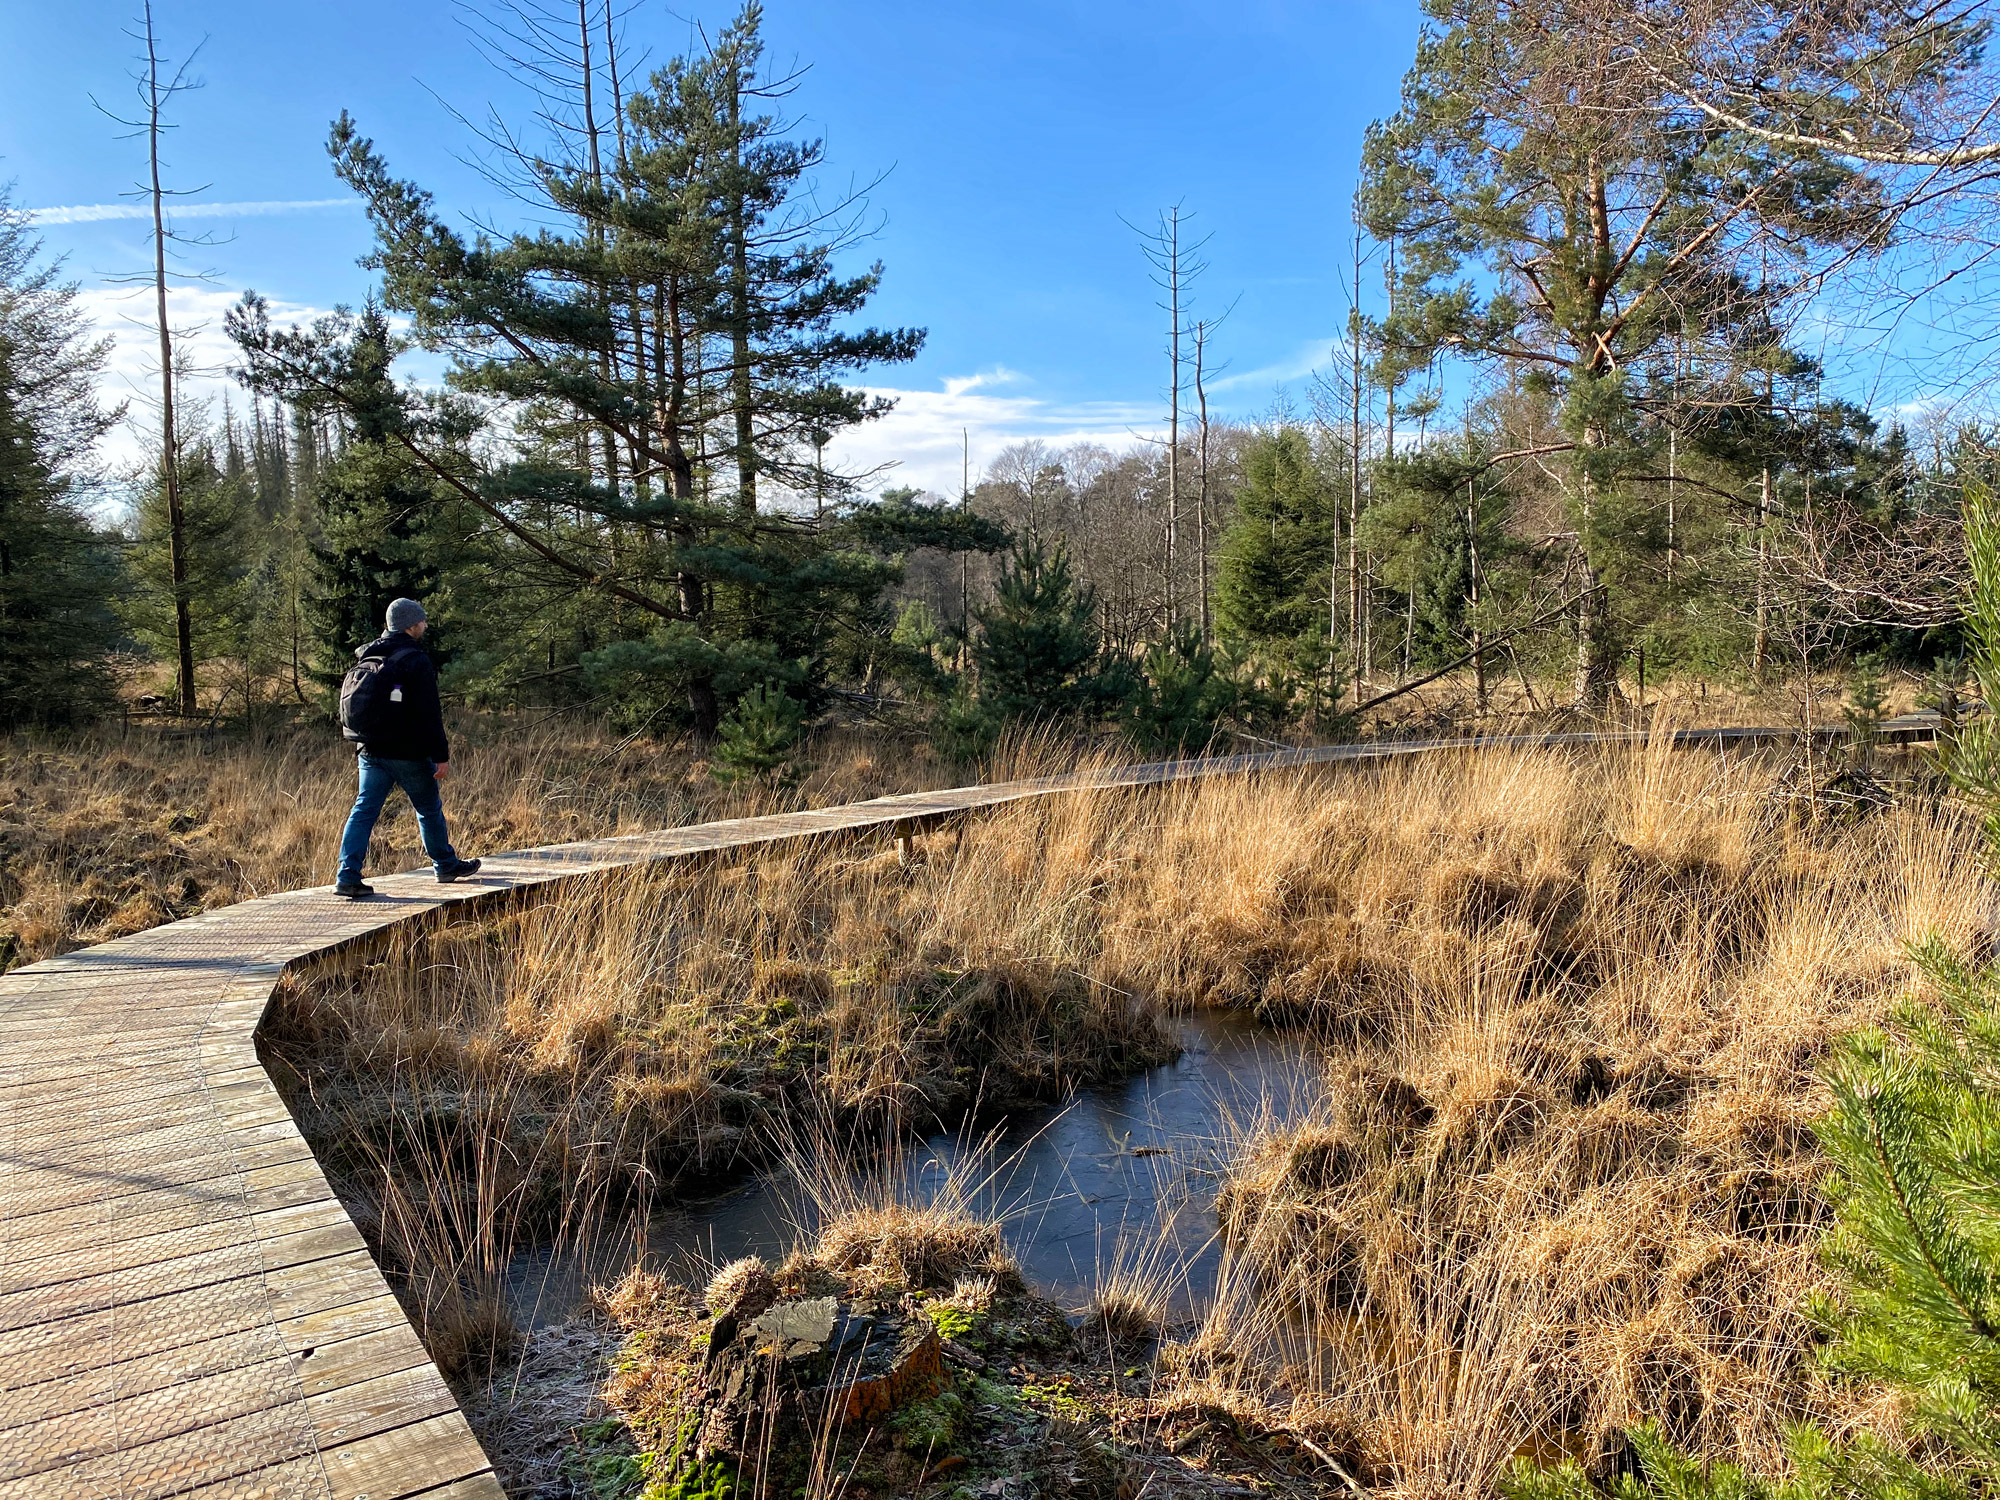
0, 0, 1422, 493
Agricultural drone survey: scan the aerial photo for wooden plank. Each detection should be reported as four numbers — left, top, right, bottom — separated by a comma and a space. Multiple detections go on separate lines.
0, 1220, 366, 1335
0, 1327, 288, 1433
3, 1082, 216, 1135
0, 1353, 301, 1484
261, 1248, 400, 1321
0, 1173, 338, 1267
0, 1324, 438, 1483
0, 1396, 317, 1498
0, 1309, 415, 1432
392, 1476, 510, 1500
278, 1291, 411, 1355
3, 1196, 353, 1293
13, 1369, 485, 1498
164, 1455, 326, 1500
0, 1134, 318, 1223
291, 1321, 435, 1399
3, 1108, 242, 1166
309, 1361, 461, 1448
317, 1412, 496, 1500
0, 1253, 389, 1387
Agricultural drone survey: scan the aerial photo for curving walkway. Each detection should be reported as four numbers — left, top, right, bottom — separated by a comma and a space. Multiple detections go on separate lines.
0, 724, 1924, 1497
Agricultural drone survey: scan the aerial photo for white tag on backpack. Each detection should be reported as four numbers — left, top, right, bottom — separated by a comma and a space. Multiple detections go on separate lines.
390, 687, 404, 702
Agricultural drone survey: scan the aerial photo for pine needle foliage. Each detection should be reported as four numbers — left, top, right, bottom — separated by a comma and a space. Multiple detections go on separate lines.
709, 683, 807, 787
1125, 622, 1238, 754
1812, 941, 2000, 1484
971, 538, 1113, 725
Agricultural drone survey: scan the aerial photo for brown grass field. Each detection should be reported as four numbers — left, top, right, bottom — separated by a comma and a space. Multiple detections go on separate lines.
1, 696, 1964, 1497
238, 725, 1977, 1497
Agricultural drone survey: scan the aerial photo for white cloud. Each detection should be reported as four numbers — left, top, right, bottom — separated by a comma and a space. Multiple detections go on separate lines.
78, 283, 334, 488
72, 279, 1165, 509
29, 198, 358, 225
1204, 336, 1337, 394
826, 374, 1163, 496
940, 367, 1024, 398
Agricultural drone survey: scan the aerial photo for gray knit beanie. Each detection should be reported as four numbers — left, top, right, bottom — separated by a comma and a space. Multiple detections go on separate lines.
386, 598, 428, 633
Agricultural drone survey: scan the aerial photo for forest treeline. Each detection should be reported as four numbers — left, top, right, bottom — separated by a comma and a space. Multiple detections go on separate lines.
4, 0, 1996, 763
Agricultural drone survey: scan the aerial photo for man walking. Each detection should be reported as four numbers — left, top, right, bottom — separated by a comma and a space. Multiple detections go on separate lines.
333, 598, 481, 898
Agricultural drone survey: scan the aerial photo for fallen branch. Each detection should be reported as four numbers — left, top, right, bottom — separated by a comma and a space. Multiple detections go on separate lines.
1349, 591, 1586, 719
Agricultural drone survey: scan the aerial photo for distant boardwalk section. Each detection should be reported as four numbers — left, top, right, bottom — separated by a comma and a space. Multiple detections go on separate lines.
0, 724, 1928, 1496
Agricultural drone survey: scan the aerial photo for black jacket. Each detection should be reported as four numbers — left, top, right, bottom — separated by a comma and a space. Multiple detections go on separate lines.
344, 634, 450, 763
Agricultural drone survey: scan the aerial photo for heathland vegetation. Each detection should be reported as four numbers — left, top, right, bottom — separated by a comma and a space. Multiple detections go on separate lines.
253, 725, 1985, 1498
16, 3, 2000, 1500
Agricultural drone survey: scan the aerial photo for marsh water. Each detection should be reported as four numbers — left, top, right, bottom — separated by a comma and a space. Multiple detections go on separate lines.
502, 1012, 1322, 1326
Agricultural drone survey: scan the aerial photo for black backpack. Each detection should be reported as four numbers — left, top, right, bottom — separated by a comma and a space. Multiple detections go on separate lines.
339, 644, 416, 742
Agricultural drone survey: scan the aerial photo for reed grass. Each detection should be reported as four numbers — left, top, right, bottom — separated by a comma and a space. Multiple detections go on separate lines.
1172, 734, 1981, 1495
237, 720, 1975, 1495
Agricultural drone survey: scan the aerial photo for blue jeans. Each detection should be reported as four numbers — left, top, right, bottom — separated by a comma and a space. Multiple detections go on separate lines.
336, 754, 458, 884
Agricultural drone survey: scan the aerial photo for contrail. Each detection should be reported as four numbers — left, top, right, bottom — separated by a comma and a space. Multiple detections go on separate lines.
27, 197, 357, 224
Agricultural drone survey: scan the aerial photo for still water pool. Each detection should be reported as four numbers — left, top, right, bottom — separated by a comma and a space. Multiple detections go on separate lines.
503, 1012, 1322, 1326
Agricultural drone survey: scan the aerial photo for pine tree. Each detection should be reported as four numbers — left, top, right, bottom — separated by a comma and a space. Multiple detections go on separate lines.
0, 344, 121, 727
1357, 445, 1511, 673
0, 193, 122, 727
232, 5, 946, 734
1214, 427, 1341, 648
304, 445, 450, 693
1359, 0, 1900, 706
1126, 622, 1239, 754
125, 428, 259, 692
709, 682, 807, 786
250, 306, 459, 696
972, 538, 1110, 725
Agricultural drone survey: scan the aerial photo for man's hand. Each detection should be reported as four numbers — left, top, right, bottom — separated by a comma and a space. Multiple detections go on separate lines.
433, 761, 450, 782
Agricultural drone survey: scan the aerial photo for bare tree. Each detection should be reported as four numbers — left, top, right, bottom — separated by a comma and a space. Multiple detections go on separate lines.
98, 3, 208, 714
1194, 319, 1215, 640
1130, 204, 1210, 629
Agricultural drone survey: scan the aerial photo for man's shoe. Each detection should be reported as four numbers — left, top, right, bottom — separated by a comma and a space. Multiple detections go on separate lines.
436, 857, 482, 884
334, 879, 375, 899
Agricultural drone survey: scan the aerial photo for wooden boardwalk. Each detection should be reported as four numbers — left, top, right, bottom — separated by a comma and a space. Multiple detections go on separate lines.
0, 725, 1919, 1496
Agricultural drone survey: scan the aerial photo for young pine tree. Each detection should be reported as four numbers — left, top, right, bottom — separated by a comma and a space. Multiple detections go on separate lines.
709, 683, 807, 786
1214, 426, 1341, 649
1125, 622, 1240, 754
972, 538, 1111, 725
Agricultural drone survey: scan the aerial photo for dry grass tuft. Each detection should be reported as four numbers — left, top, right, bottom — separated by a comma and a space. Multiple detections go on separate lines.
1172, 736, 1983, 1495
703, 1255, 778, 1316
1086, 1282, 1164, 1347
783, 1131, 1027, 1296
809, 1203, 1016, 1295
417, 1284, 520, 1383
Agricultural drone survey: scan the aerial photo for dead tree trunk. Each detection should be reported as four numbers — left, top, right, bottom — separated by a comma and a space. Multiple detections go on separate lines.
1194, 317, 1212, 640
142, 2, 195, 715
